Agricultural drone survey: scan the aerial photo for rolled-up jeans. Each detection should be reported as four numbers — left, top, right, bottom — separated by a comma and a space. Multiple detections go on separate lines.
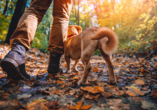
10, 0, 73, 54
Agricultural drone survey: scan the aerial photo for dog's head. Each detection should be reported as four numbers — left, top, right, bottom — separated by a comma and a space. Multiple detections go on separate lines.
67, 25, 82, 38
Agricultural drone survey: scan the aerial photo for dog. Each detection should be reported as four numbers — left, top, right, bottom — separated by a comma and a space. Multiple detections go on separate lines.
64, 25, 118, 85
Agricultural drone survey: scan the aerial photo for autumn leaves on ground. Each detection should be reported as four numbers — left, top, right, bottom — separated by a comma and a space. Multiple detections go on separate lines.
0, 44, 157, 110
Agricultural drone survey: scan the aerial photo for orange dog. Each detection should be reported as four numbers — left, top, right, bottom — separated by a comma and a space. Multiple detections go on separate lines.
64, 25, 118, 85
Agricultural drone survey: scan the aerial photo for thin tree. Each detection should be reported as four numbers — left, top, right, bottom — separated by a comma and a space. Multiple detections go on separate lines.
2, 0, 9, 16
4, 0, 27, 44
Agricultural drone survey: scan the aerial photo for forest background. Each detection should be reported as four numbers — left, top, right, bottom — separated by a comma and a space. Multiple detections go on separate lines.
0, 0, 157, 56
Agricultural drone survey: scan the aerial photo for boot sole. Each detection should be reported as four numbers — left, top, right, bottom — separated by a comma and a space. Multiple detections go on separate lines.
1, 58, 29, 81
48, 69, 63, 76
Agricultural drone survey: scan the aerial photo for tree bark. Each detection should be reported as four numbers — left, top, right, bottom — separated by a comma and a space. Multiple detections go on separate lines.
4, 0, 27, 44
77, 0, 79, 25
2, 0, 9, 16
74, 0, 77, 24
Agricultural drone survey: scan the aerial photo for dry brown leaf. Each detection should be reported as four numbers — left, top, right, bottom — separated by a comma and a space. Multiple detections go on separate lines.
46, 74, 53, 79
135, 79, 145, 85
93, 67, 99, 72
46, 101, 58, 109
80, 105, 92, 110
60, 84, 67, 87
76, 91, 84, 99
153, 89, 157, 98
111, 90, 124, 96
85, 94, 100, 100
132, 88, 144, 96
73, 76, 80, 80
69, 105, 76, 109
69, 90, 75, 95
69, 102, 92, 110
132, 97, 144, 102
27, 101, 46, 110
102, 92, 112, 98
88, 78, 97, 82
107, 99, 122, 106
126, 90, 136, 96
56, 80, 65, 85
50, 88, 60, 95
118, 90, 124, 96
106, 85, 114, 88
3, 93, 9, 96
76, 102, 83, 109
80, 86, 104, 94
0, 100, 21, 110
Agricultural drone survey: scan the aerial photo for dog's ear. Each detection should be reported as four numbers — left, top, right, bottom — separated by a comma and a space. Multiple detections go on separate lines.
74, 25, 82, 34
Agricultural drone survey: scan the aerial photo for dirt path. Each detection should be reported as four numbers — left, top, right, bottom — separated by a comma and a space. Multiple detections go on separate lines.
0, 44, 157, 110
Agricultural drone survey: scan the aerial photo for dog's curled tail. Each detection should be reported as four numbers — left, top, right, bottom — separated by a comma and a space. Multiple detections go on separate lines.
90, 27, 118, 55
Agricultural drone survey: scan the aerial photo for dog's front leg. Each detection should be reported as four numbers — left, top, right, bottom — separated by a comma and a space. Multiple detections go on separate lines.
65, 56, 71, 74
72, 59, 79, 72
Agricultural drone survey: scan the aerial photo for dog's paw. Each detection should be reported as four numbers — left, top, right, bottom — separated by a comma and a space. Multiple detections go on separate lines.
65, 70, 71, 74
78, 79, 82, 86
78, 78, 88, 86
108, 80, 117, 85
72, 68, 78, 72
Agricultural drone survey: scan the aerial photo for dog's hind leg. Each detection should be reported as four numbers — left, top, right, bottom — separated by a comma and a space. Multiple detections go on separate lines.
78, 61, 91, 85
72, 59, 79, 72
78, 49, 93, 85
99, 48, 117, 85
65, 56, 71, 74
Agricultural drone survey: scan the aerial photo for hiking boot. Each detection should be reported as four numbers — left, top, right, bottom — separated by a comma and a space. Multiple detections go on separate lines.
47, 52, 62, 76
1, 42, 30, 80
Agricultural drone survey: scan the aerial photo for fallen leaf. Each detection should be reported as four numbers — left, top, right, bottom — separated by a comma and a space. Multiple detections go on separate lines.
76, 102, 82, 109
46, 101, 59, 109
141, 101, 157, 110
153, 89, 157, 98
27, 101, 46, 110
69, 102, 92, 110
106, 85, 114, 88
0, 100, 21, 110
126, 90, 136, 96
76, 91, 84, 99
102, 92, 112, 98
132, 97, 144, 102
80, 105, 92, 110
80, 86, 104, 94
93, 67, 99, 72
135, 79, 145, 85
85, 94, 100, 99
17, 93, 31, 100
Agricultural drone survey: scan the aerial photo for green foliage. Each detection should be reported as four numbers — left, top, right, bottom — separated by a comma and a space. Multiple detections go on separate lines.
31, 3, 53, 53
0, 13, 10, 43
1, 0, 157, 55
31, 31, 49, 53
94, 49, 101, 55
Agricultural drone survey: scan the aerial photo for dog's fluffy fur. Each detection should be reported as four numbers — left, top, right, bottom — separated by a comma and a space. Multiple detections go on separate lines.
64, 25, 118, 85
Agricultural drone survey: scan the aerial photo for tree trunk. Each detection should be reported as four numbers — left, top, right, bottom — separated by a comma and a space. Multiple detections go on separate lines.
74, 0, 77, 24
4, 0, 27, 44
2, 0, 9, 16
77, 0, 79, 25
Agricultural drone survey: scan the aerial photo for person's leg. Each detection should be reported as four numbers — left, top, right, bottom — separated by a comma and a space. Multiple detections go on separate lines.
10, 0, 52, 49
1, 0, 52, 80
47, 0, 73, 75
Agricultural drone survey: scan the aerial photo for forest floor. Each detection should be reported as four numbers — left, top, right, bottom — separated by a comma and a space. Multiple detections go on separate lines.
0, 44, 157, 110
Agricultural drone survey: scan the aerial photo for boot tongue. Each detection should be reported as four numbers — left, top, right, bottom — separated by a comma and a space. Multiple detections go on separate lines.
12, 42, 27, 56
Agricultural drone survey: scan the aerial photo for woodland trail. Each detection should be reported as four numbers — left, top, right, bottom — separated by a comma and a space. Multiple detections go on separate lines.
0, 44, 157, 110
